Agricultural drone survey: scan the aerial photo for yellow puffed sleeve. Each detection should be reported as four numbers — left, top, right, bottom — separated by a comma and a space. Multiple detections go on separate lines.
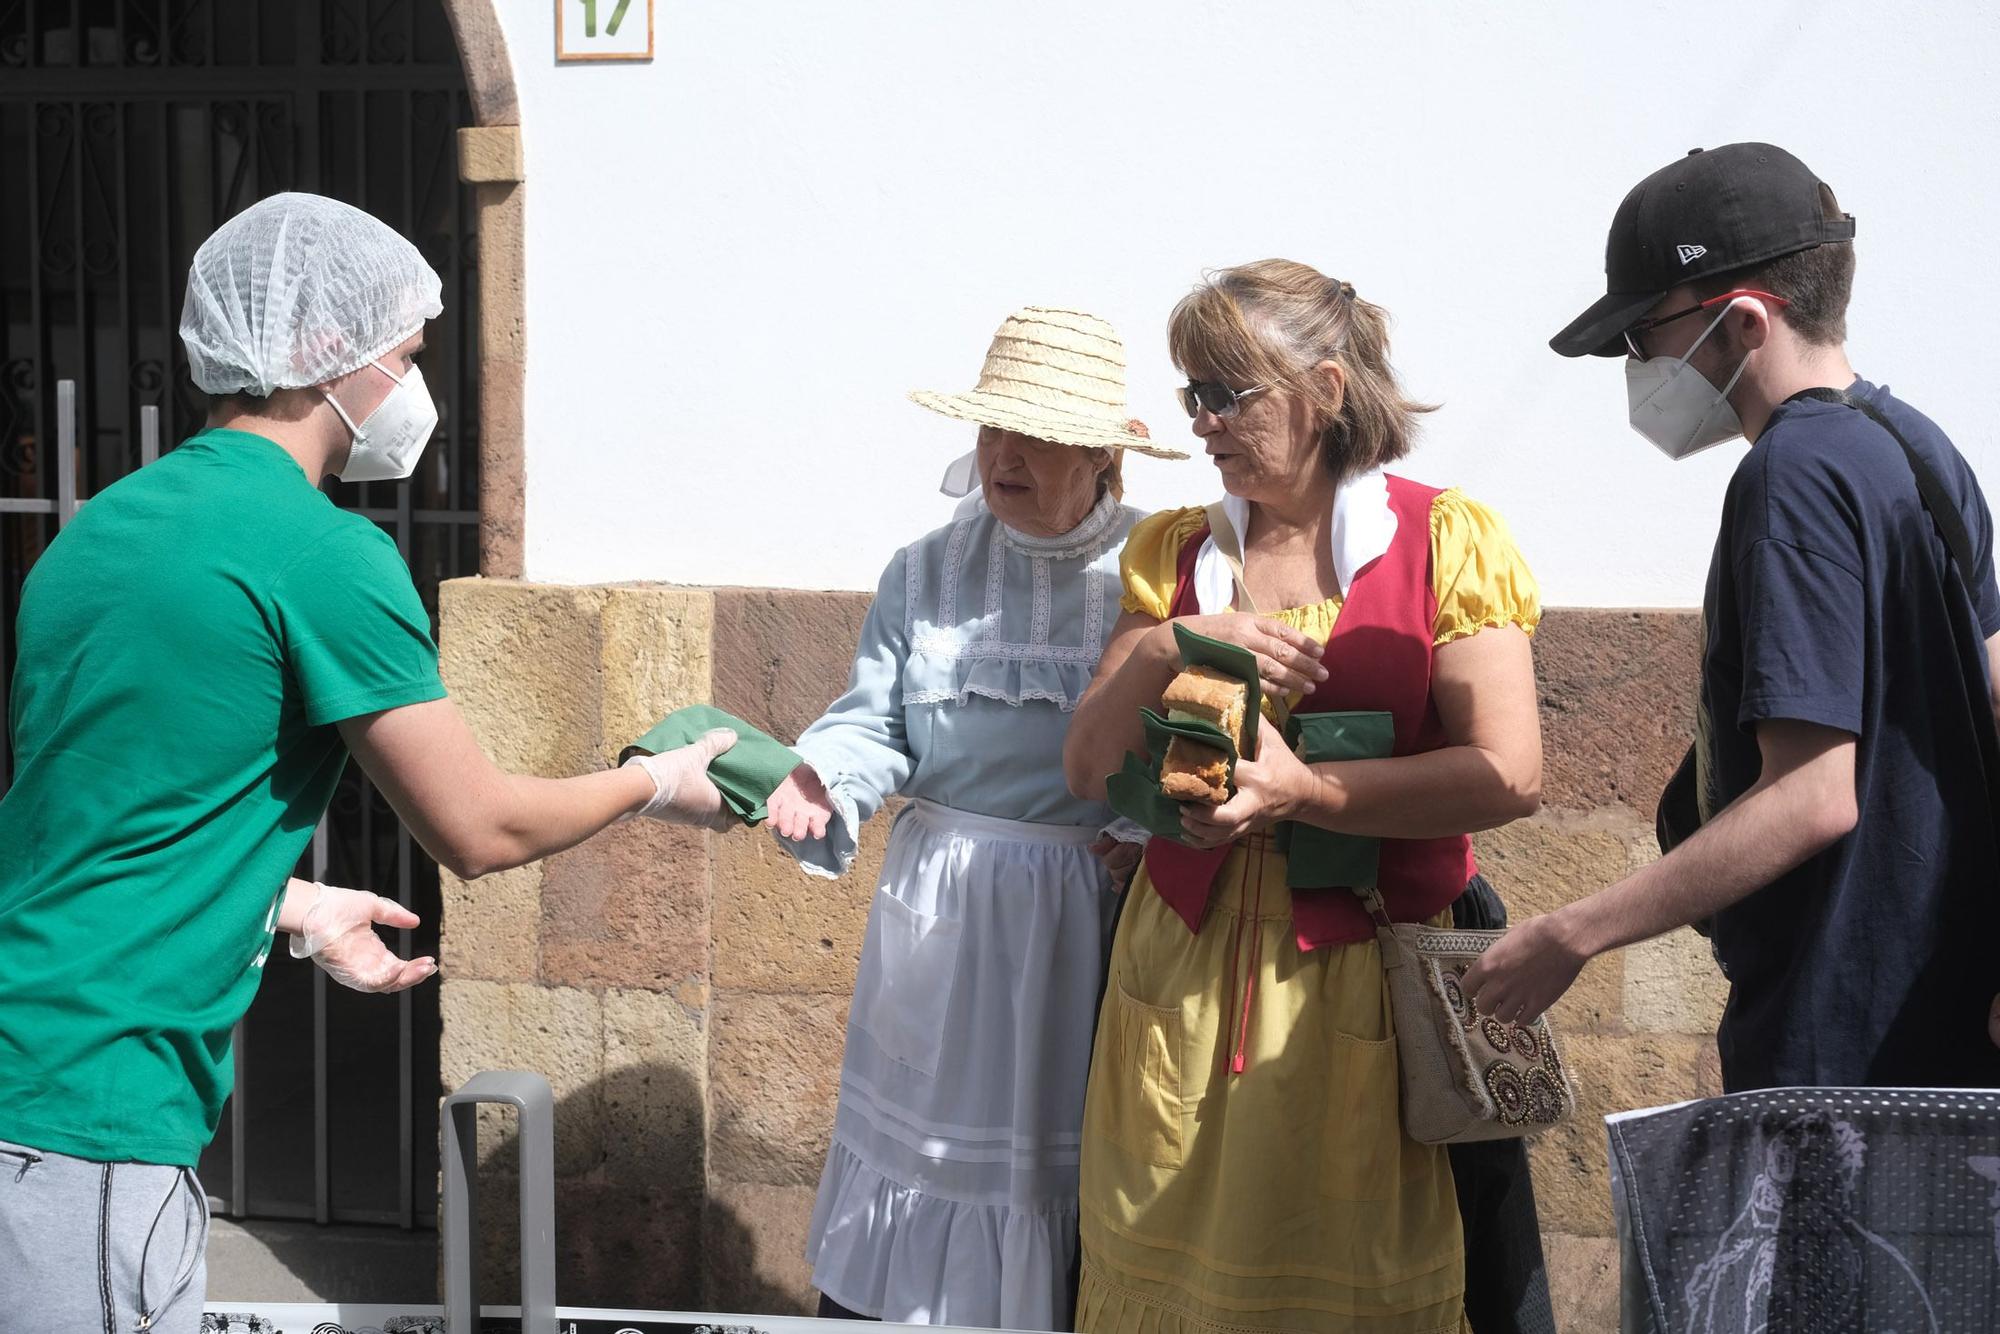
1119, 507, 1209, 620
1429, 489, 1541, 647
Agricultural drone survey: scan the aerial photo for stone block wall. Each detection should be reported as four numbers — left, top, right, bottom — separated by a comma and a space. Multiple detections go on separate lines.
437, 578, 1724, 1329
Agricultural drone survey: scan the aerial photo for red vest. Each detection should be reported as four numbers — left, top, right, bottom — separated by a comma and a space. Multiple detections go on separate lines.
1142, 476, 1476, 949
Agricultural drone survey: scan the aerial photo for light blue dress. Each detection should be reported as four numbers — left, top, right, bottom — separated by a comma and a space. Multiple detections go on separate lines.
778, 491, 1139, 1329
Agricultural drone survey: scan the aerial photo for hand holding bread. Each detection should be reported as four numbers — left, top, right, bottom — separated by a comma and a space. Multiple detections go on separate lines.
1159, 666, 1249, 804
1163, 613, 1328, 698
1177, 714, 1317, 849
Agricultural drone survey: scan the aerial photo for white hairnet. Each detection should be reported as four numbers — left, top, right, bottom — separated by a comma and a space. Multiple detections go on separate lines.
179, 192, 443, 396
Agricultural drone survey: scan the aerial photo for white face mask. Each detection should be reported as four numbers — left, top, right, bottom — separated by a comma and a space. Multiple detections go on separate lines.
321, 359, 439, 482
1625, 299, 1752, 461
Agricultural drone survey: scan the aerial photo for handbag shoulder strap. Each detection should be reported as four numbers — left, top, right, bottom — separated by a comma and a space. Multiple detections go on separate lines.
1203, 501, 1261, 614
1352, 883, 1407, 964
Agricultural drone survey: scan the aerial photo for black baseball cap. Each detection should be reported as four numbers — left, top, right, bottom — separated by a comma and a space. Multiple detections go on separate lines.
1551, 143, 1856, 358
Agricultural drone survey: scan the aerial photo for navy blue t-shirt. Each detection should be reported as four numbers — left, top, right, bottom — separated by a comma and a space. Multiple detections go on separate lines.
1697, 378, 2000, 1091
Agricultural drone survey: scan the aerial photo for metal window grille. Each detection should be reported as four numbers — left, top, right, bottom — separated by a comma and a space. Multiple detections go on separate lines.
0, 0, 479, 1229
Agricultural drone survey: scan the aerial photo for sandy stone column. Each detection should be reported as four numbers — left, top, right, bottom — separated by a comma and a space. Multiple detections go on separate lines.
436, 578, 717, 1307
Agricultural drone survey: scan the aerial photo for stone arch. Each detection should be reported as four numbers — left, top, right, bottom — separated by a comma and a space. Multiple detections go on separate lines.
441, 0, 520, 126
442, 0, 527, 576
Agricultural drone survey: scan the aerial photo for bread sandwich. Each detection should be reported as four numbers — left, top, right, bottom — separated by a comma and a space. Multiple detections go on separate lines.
1158, 666, 1251, 804
1160, 738, 1230, 803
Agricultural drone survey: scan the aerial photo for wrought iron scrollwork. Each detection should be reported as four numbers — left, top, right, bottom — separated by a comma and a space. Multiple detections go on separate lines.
0, 360, 36, 487
0, 7, 28, 69
125, 6, 165, 67
167, 0, 214, 68
323, 0, 363, 66
369, 7, 411, 63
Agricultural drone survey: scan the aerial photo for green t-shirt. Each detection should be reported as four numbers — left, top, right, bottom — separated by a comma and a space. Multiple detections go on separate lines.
0, 429, 446, 1166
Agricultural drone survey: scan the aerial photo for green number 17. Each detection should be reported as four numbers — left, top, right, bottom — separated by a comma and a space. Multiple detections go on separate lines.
580, 0, 633, 38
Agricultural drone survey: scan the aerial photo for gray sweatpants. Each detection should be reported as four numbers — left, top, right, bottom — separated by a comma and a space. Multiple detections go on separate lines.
0, 1136, 209, 1334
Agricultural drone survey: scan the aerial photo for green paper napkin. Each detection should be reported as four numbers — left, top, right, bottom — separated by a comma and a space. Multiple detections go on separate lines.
1105, 750, 1188, 841
1141, 707, 1238, 763
619, 705, 802, 827
1291, 710, 1394, 763
1104, 708, 1241, 842
1280, 710, 1393, 888
1103, 625, 1267, 841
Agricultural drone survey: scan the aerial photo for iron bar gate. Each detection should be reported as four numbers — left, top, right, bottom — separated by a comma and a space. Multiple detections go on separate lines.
0, 0, 480, 1228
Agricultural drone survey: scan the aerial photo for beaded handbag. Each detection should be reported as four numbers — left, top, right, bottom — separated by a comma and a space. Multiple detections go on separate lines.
1357, 887, 1576, 1144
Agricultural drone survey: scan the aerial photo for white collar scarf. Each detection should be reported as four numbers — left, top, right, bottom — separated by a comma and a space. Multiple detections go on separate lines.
1192, 468, 1397, 614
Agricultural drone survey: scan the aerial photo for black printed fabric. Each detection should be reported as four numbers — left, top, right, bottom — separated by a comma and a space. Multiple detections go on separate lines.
1608, 1087, 2000, 1333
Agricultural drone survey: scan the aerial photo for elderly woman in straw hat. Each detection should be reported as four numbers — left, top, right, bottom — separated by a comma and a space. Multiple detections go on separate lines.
764, 307, 1185, 1329
1062, 261, 1546, 1334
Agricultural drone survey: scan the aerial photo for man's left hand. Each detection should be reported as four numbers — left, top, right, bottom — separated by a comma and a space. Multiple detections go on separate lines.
1461, 910, 1590, 1026
290, 881, 439, 993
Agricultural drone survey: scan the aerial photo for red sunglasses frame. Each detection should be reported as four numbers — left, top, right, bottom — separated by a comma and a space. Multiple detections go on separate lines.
1624, 288, 1791, 359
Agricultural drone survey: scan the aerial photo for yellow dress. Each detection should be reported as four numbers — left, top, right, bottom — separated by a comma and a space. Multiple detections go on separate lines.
1076, 492, 1540, 1334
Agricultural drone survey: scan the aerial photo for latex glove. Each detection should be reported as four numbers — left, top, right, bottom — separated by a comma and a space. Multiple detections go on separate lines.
767, 762, 835, 843
287, 882, 438, 993
623, 727, 738, 830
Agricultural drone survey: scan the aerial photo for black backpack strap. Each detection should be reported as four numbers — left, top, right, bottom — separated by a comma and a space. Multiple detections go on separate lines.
1787, 386, 1980, 577
1788, 385, 2000, 832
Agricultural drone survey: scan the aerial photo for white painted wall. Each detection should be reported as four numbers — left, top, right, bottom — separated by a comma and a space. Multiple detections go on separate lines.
491, 0, 2000, 604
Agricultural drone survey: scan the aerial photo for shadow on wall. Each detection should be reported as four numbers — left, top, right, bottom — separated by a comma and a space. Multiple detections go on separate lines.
460, 1059, 807, 1315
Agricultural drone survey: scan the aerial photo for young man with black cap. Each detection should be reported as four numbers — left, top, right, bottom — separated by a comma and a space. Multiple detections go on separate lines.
1465, 142, 2000, 1091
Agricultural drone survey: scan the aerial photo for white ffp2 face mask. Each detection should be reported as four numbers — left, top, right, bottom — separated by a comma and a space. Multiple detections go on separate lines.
322, 360, 439, 483
1625, 299, 1752, 461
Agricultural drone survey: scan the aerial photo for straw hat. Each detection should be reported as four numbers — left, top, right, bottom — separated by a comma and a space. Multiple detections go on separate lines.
909, 306, 1187, 459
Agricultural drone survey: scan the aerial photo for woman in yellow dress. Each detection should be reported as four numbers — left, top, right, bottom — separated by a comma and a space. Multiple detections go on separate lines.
1062, 259, 1545, 1333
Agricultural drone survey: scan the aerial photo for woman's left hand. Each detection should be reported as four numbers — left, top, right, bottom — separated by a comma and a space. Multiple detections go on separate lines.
1178, 728, 1314, 849
288, 882, 439, 993
1089, 835, 1143, 891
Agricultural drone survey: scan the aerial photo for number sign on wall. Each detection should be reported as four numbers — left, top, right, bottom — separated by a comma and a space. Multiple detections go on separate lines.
556, 0, 655, 62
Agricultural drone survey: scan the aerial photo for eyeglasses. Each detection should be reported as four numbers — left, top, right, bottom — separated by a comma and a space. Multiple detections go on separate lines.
1622, 289, 1791, 360
1178, 380, 1270, 419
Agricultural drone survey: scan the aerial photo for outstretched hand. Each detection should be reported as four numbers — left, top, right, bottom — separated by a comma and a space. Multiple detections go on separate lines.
289, 882, 438, 993
625, 728, 738, 830
1460, 911, 1589, 1026
769, 762, 835, 843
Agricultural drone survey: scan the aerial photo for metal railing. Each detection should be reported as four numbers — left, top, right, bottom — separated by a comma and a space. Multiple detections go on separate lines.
0, 378, 77, 524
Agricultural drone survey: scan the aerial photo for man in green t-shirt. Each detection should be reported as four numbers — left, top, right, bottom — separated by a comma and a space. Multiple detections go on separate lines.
0, 194, 731, 1333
